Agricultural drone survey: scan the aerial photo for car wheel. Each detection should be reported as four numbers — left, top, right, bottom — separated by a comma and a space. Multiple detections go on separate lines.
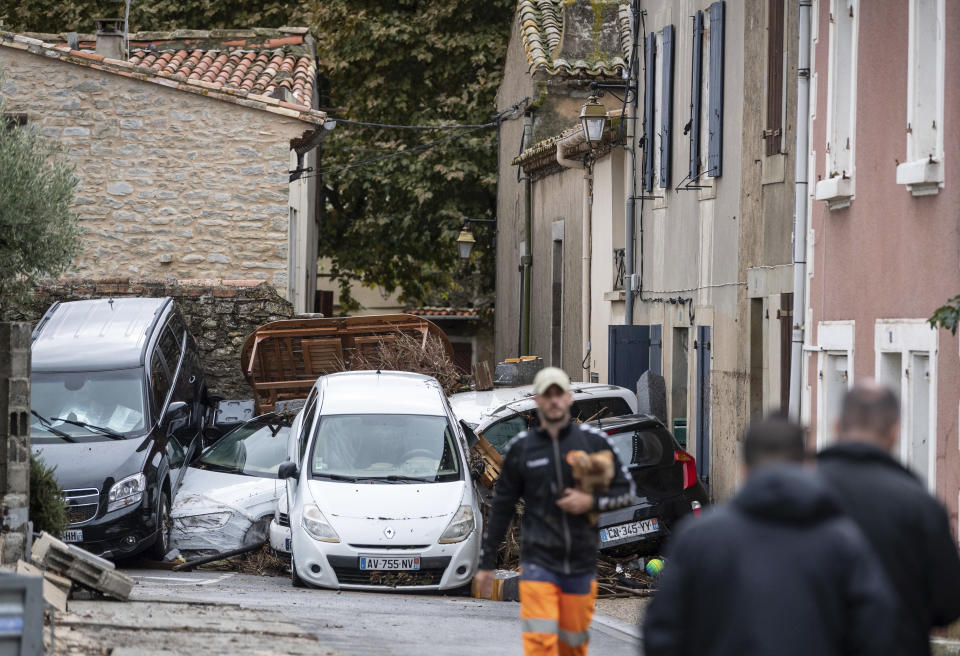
291, 554, 307, 588
149, 492, 172, 560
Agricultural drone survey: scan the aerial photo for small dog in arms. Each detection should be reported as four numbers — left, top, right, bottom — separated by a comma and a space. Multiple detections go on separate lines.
565, 449, 614, 525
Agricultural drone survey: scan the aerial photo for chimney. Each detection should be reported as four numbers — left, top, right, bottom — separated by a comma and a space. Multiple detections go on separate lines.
94, 18, 125, 60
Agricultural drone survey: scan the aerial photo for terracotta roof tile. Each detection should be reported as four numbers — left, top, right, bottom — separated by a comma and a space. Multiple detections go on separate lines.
0, 29, 326, 125
516, 0, 632, 77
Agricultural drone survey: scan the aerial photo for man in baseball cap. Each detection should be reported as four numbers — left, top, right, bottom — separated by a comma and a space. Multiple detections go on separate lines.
476, 366, 635, 655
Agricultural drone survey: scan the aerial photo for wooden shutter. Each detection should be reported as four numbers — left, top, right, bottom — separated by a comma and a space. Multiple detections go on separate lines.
765, 0, 785, 156
659, 25, 675, 189
708, 1, 725, 177
644, 32, 656, 192
690, 10, 704, 180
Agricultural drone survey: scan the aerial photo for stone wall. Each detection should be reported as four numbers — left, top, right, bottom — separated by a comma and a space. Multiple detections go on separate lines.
25, 278, 295, 399
0, 47, 313, 289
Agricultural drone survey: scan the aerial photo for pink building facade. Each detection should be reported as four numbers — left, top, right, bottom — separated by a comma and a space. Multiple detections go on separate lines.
804, 0, 960, 528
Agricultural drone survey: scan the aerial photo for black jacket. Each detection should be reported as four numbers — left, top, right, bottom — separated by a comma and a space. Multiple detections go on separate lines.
479, 421, 635, 575
819, 442, 960, 655
644, 465, 898, 656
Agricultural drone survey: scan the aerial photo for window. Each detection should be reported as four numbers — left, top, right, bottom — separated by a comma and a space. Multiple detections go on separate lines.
150, 352, 172, 413
874, 320, 938, 490
672, 327, 689, 426
199, 419, 291, 478
815, 0, 859, 209
896, 0, 945, 195
29, 369, 146, 439
764, 0, 786, 156
3, 113, 27, 130
816, 321, 854, 447
551, 237, 563, 366
158, 327, 182, 377
571, 397, 633, 423
310, 414, 461, 482
298, 388, 319, 464
606, 428, 667, 468
482, 415, 530, 454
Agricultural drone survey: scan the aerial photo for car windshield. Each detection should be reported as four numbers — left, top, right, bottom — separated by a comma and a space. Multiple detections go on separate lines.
198, 419, 290, 478
30, 369, 146, 440
310, 414, 461, 483
605, 428, 667, 467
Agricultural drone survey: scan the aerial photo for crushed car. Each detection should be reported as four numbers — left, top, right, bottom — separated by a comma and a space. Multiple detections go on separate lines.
170, 413, 292, 557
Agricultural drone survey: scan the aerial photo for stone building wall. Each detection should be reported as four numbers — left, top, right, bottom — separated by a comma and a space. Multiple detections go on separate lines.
0, 47, 314, 289
22, 278, 295, 399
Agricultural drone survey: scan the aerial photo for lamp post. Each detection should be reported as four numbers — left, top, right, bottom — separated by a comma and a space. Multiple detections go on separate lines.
579, 95, 608, 146
456, 217, 496, 260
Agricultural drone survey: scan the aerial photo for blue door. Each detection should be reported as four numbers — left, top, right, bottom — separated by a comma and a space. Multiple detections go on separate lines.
608, 325, 651, 390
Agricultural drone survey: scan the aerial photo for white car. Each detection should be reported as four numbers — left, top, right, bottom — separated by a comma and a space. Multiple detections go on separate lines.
280, 371, 482, 591
171, 414, 291, 556
449, 382, 638, 453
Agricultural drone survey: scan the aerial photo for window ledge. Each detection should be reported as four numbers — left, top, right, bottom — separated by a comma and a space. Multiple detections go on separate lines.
603, 290, 626, 302
814, 176, 855, 210
896, 159, 943, 197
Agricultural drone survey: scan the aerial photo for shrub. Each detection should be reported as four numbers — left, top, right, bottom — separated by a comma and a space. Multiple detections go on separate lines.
30, 456, 68, 537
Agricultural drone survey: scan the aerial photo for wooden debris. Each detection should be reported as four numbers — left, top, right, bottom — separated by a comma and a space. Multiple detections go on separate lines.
470, 437, 503, 489
31, 532, 133, 601
473, 360, 494, 391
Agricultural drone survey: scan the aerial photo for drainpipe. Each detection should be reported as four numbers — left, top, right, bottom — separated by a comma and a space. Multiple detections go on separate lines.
788, 1, 813, 420
556, 132, 592, 382
521, 114, 534, 356
624, 4, 641, 326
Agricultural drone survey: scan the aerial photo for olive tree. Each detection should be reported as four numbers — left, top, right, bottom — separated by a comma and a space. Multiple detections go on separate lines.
0, 91, 81, 319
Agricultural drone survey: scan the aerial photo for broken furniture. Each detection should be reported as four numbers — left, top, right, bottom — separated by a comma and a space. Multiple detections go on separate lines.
240, 314, 453, 413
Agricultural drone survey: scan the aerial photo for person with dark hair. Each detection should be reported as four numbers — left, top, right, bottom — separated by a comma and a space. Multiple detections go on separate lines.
644, 415, 897, 656
818, 380, 960, 655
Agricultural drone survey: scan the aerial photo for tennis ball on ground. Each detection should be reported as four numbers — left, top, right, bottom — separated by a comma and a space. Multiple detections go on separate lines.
645, 558, 664, 577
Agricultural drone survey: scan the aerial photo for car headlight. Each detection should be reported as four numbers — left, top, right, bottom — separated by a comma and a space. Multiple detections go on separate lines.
107, 473, 145, 513
174, 512, 231, 531
302, 505, 340, 543
439, 506, 475, 544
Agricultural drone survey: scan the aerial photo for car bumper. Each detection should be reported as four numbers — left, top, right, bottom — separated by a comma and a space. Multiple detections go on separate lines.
65, 497, 158, 560
268, 518, 291, 558
291, 528, 480, 591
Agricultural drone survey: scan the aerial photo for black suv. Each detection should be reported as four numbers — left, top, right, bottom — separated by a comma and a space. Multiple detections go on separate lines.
30, 297, 212, 559
590, 415, 709, 557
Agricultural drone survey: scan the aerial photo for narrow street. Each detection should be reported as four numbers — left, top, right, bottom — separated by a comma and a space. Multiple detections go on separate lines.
51, 569, 641, 655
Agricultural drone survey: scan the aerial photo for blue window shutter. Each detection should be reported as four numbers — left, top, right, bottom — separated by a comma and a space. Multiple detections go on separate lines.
708, 1, 725, 177
644, 32, 656, 192
690, 11, 703, 180
659, 25, 675, 189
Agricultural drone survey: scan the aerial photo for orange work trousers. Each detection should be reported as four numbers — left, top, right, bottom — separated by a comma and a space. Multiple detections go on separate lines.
519, 562, 598, 656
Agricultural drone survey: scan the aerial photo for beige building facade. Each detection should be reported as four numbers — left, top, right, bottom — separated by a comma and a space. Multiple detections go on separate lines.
0, 28, 325, 313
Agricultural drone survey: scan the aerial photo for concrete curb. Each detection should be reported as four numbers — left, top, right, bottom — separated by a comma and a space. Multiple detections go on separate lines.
592, 613, 642, 646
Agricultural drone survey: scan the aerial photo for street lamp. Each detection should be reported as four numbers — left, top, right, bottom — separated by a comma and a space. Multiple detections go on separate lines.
456, 217, 496, 260
456, 227, 477, 259
579, 95, 607, 146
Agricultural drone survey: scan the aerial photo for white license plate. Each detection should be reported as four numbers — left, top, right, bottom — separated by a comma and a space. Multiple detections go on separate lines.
359, 555, 421, 571
600, 518, 659, 544
62, 529, 83, 543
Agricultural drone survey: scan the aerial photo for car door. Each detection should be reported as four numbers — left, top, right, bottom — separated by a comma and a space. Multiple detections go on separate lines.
148, 348, 182, 496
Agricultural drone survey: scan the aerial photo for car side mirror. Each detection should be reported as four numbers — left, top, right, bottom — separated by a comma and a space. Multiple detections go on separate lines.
278, 460, 300, 480
164, 401, 189, 423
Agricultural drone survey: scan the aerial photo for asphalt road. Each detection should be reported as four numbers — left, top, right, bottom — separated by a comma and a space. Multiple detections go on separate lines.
126, 569, 642, 656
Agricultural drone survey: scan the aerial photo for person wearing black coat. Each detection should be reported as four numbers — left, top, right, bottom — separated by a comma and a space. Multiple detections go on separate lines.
818, 382, 960, 656
643, 417, 898, 656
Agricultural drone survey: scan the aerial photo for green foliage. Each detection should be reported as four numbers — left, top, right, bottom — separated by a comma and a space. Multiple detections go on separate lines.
930, 295, 960, 336
0, 1, 308, 34
314, 0, 513, 310
30, 456, 68, 537
0, 91, 82, 320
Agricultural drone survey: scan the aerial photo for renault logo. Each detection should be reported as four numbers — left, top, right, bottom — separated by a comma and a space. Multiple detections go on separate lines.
384, 526, 396, 539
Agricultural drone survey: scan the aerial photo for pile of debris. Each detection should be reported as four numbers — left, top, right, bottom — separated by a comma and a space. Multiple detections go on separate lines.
596, 557, 657, 599
29, 532, 134, 605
